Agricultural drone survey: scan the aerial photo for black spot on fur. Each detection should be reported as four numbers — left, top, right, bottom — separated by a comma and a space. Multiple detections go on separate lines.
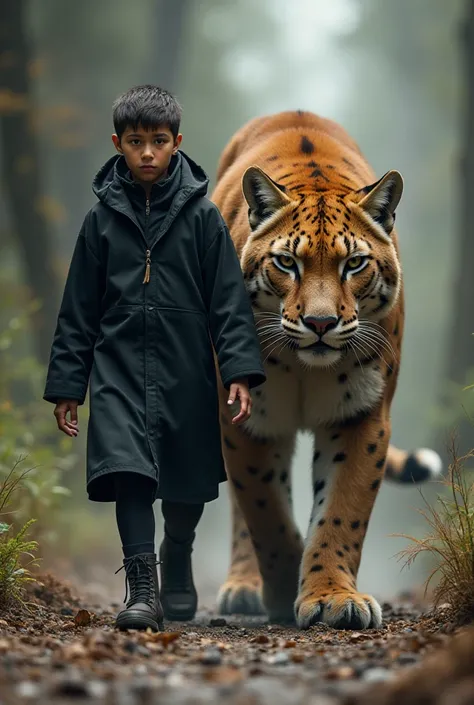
311, 564, 323, 572
353, 542, 360, 550
233, 479, 244, 491
279, 524, 286, 534
224, 436, 236, 450
313, 479, 325, 495
343, 545, 350, 552
375, 457, 386, 469
313, 451, 321, 463
280, 471, 288, 484
313, 552, 320, 558
338, 565, 346, 572
301, 136, 315, 154
379, 429, 385, 438
333, 518, 342, 526
367, 443, 377, 454
247, 466, 259, 475
261, 470, 275, 483
331, 433, 340, 441
318, 519, 326, 527
333, 452, 347, 463
338, 373, 348, 384
256, 499, 267, 508
351, 520, 360, 530
371, 479, 381, 490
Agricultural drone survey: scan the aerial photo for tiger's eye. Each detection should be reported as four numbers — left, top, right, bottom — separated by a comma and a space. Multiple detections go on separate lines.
347, 256, 362, 269
278, 255, 294, 268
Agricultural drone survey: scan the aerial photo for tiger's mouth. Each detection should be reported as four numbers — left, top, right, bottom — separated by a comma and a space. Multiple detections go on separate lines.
299, 340, 337, 355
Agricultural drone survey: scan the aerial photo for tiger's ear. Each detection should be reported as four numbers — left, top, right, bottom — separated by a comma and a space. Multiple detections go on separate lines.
242, 166, 293, 231
354, 170, 403, 237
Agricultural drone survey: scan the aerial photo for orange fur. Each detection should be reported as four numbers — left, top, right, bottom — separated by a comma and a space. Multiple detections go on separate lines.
211, 111, 440, 628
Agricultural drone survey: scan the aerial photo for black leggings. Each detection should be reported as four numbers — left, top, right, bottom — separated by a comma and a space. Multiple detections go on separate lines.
114, 473, 204, 558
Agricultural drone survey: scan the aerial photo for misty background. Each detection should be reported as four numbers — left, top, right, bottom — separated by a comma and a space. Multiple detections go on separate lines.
0, 0, 472, 606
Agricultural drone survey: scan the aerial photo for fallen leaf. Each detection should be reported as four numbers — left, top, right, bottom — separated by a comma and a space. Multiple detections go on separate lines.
152, 632, 180, 648
250, 634, 270, 644
203, 666, 244, 685
74, 610, 92, 627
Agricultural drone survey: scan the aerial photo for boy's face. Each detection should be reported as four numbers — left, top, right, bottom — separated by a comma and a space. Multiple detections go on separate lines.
112, 124, 182, 187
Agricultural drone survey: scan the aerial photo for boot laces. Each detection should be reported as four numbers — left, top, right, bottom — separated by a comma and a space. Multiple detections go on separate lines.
115, 555, 161, 608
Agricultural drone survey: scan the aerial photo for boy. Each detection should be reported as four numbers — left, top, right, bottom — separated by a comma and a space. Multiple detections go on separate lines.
44, 85, 266, 632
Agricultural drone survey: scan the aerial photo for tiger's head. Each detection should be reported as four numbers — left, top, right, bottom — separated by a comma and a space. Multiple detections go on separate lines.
240, 166, 403, 369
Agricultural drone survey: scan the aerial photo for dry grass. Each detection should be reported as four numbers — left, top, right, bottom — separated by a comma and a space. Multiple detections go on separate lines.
396, 437, 474, 624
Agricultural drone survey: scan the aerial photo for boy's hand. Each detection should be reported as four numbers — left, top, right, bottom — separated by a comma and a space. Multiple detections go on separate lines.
54, 400, 79, 437
227, 379, 251, 425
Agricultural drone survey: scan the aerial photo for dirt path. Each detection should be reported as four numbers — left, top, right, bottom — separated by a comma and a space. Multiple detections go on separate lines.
0, 573, 470, 704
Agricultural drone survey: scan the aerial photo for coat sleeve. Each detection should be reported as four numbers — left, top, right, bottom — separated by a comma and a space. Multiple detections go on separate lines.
43, 212, 104, 405
202, 222, 266, 390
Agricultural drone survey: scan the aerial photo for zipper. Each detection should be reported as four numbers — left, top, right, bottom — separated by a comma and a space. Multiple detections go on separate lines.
143, 197, 151, 284
143, 249, 151, 284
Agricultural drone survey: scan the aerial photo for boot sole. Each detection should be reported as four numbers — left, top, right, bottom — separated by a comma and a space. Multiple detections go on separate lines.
115, 610, 164, 632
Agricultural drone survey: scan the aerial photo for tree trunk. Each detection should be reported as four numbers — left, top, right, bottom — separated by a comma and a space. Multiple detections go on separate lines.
146, 0, 189, 94
0, 0, 59, 365
442, 0, 474, 454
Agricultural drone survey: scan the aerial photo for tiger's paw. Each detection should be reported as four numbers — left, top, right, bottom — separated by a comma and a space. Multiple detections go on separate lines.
295, 589, 382, 630
216, 577, 265, 616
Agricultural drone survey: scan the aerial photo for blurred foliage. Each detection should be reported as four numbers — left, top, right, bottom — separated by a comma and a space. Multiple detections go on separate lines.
346, 0, 465, 450
0, 465, 41, 610
0, 299, 76, 542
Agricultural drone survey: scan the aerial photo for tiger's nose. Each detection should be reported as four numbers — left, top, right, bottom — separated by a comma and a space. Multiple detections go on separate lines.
304, 315, 338, 335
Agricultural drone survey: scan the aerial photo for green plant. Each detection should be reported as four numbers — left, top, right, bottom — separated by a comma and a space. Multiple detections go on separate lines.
0, 463, 40, 609
396, 438, 474, 623
0, 307, 78, 540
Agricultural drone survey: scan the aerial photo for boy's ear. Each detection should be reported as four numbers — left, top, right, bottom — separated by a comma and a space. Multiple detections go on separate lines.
112, 134, 122, 154
173, 133, 183, 154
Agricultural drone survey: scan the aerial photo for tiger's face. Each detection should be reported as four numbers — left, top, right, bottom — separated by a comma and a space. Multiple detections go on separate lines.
240, 167, 403, 369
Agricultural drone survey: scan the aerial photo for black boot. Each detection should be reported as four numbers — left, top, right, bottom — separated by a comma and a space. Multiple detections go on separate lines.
114, 553, 164, 631
159, 533, 197, 621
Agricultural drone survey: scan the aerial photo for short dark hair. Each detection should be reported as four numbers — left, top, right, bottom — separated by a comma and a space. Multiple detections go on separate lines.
112, 84, 182, 140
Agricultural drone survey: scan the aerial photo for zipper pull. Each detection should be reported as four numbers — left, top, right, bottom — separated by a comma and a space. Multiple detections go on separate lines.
145, 198, 150, 217
143, 249, 151, 284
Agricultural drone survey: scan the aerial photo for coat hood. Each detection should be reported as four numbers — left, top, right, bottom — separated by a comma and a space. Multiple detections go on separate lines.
92, 150, 209, 213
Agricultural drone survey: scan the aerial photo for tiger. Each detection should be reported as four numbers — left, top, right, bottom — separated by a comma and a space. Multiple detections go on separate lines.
210, 110, 441, 630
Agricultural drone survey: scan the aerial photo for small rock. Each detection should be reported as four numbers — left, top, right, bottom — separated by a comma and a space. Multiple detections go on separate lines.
53, 677, 89, 696
123, 640, 138, 654
363, 667, 393, 683
201, 648, 223, 666
397, 653, 419, 665
209, 617, 227, 627
60, 607, 74, 616
88, 680, 108, 698
264, 651, 289, 666
16, 681, 40, 699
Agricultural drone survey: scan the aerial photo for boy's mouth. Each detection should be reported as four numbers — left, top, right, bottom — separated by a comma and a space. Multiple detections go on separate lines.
140, 165, 157, 171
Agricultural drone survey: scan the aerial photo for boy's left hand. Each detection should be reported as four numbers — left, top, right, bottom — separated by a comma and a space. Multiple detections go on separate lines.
227, 379, 251, 425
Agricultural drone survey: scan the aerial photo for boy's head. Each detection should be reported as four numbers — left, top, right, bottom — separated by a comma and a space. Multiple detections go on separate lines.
111, 85, 183, 187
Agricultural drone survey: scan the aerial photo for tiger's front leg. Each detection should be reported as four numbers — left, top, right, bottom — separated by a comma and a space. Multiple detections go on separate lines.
295, 408, 390, 630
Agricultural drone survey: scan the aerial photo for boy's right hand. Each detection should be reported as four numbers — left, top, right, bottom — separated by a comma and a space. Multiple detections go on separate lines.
54, 400, 79, 437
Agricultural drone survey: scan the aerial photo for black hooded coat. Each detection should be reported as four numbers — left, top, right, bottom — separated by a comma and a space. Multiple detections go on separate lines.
44, 151, 266, 503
